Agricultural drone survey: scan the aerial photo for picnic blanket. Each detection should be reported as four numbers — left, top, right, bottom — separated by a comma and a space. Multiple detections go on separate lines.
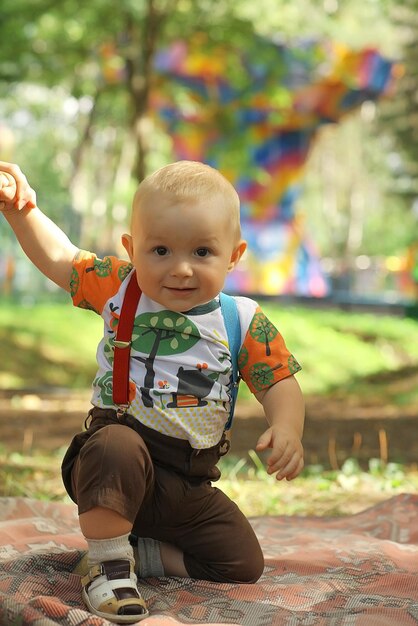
0, 494, 417, 626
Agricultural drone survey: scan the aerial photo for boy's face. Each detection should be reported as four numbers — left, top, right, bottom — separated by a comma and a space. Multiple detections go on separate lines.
122, 190, 246, 312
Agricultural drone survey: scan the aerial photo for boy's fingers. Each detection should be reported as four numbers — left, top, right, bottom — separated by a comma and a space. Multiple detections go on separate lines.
14, 191, 37, 211
275, 455, 304, 481
0, 165, 36, 211
266, 440, 292, 472
255, 429, 272, 450
285, 457, 304, 481
0, 172, 16, 199
267, 447, 295, 474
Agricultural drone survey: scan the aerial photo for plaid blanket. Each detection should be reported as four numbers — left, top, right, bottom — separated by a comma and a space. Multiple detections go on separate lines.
0, 494, 417, 625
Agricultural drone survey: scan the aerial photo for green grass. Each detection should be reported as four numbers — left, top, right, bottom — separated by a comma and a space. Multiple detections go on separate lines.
217, 452, 418, 516
2, 299, 418, 396
0, 302, 102, 388
259, 304, 418, 396
1, 447, 417, 517
1, 299, 418, 516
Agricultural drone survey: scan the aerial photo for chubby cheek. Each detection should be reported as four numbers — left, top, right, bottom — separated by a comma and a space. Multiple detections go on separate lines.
137, 263, 163, 290
132, 251, 150, 272
202, 267, 227, 292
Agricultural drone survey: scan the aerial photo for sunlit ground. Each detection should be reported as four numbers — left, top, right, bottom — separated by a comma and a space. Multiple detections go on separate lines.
1, 448, 417, 518
1, 301, 418, 517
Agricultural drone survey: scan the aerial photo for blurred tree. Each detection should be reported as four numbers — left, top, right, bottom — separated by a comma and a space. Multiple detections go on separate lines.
0, 0, 397, 183
0, 0, 262, 181
302, 106, 416, 260
0, 0, 413, 285
0, 0, 262, 250
379, 0, 418, 219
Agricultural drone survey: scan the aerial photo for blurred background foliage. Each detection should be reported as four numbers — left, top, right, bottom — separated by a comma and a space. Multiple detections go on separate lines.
0, 0, 417, 286
1, 0, 418, 509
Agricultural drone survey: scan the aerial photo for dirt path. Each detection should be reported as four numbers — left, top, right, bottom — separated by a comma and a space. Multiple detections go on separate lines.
2, 387, 418, 468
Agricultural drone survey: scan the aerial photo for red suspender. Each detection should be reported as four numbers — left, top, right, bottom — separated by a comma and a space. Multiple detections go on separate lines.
112, 271, 141, 411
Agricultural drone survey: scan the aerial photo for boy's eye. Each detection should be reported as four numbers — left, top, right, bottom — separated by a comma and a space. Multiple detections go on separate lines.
154, 246, 168, 256
195, 247, 210, 257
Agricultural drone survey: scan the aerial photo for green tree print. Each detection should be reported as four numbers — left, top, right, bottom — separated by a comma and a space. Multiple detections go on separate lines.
77, 299, 99, 313
94, 371, 114, 406
131, 311, 200, 407
238, 345, 249, 369
103, 339, 114, 366
69, 267, 80, 298
249, 362, 283, 391
288, 355, 301, 374
249, 312, 278, 356
93, 257, 112, 277
118, 263, 133, 281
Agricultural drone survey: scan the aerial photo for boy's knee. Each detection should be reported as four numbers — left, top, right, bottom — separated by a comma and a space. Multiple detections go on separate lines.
73, 423, 154, 522
185, 542, 264, 584
240, 555, 265, 584
224, 547, 264, 584
76, 423, 154, 495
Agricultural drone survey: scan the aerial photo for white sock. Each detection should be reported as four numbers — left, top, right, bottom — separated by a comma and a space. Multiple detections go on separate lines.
86, 532, 135, 568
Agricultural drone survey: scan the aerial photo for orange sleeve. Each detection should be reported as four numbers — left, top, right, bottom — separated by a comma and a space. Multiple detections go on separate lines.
238, 306, 301, 394
70, 250, 133, 314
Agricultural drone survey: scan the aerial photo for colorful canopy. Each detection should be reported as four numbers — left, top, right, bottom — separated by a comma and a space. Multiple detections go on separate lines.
152, 36, 397, 296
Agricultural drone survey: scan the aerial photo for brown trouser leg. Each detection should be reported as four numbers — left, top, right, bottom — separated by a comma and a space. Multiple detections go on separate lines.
134, 466, 264, 583
71, 424, 155, 523
65, 421, 264, 583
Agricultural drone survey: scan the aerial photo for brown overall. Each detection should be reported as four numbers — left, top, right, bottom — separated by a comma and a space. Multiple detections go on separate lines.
61, 407, 264, 583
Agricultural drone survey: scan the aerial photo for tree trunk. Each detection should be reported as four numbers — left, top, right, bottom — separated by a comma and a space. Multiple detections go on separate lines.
69, 86, 103, 191
124, 1, 169, 182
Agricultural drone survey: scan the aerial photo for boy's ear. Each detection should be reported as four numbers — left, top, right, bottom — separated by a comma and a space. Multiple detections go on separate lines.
121, 233, 134, 261
228, 240, 247, 272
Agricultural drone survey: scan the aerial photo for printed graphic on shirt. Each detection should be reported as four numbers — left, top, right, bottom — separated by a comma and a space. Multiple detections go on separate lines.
130, 311, 201, 408
93, 306, 231, 411
71, 252, 301, 447
71, 252, 133, 315
238, 306, 301, 394
167, 365, 215, 408
249, 311, 278, 356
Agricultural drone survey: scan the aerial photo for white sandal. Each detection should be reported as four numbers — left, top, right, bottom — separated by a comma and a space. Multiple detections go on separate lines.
81, 559, 149, 624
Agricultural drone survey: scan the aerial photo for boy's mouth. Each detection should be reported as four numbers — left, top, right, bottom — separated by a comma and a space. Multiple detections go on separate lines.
165, 286, 196, 295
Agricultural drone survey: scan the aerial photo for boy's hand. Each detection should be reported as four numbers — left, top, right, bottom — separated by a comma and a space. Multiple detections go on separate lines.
256, 425, 304, 481
0, 172, 16, 203
0, 162, 37, 212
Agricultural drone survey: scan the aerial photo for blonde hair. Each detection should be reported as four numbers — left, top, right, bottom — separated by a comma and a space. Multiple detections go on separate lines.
133, 161, 241, 239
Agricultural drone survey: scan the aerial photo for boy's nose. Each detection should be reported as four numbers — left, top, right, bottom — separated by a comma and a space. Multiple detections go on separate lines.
170, 259, 193, 277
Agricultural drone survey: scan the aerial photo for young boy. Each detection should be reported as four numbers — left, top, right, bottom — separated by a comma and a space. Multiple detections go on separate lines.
0, 160, 304, 624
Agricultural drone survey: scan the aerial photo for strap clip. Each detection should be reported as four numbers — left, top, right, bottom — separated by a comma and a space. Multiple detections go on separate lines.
116, 405, 130, 419
113, 340, 131, 349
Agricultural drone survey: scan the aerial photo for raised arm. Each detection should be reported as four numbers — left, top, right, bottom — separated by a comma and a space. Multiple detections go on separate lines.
0, 163, 79, 292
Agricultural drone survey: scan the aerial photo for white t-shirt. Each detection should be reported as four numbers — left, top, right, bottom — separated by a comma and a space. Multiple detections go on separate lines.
71, 252, 301, 448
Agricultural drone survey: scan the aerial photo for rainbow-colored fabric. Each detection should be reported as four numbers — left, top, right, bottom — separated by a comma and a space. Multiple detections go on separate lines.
152, 37, 397, 296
